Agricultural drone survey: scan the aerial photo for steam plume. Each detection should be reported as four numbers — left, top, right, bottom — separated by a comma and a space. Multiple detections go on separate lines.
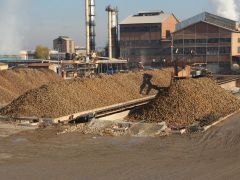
0, 0, 27, 54
211, 0, 239, 21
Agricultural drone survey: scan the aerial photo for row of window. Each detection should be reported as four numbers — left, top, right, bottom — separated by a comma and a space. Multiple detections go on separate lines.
174, 38, 231, 44
176, 47, 231, 55
120, 25, 161, 33
120, 40, 162, 46
121, 48, 171, 56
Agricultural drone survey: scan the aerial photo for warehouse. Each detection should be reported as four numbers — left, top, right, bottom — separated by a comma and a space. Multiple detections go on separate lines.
172, 12, 240, 74
119, 11, 179, 67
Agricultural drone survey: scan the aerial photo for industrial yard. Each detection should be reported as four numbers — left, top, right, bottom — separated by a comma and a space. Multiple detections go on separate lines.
1, 67, 240, 179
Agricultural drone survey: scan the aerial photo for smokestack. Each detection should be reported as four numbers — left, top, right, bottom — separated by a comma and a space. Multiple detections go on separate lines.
106, 5, 119, 60
85, 0, 90, 55
106, 5, 113, 60
85, 0, 96, 55
89, 0, 96, 52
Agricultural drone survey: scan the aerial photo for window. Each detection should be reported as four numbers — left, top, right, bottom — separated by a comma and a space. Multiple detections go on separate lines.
184, 39, 195, 44
238, 47, 240, 53
196, 47, 206, 55
166, 30, 171, 39
219, 47, 231, 54
207, 47, 218, 55
151, 25, 161, 32
196, 39, 207, 44
174, 39, 183, 44
220, 38, 231, 43
208, 38, 219, 43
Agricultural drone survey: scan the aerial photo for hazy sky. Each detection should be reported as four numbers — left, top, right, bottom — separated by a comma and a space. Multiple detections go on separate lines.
0, 0, 221, 51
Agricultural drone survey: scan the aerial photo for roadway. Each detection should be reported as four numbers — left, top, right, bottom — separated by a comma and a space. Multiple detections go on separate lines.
0, 111, 240, 179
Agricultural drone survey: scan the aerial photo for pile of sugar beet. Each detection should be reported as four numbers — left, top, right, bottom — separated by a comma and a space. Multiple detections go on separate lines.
1, 68, 239, 128
128, 78, 240, 127
0, 70, 171, 118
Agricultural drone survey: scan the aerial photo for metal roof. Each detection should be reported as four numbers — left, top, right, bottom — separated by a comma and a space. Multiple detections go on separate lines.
176, 12, 239, 32
120, 11, 173, 25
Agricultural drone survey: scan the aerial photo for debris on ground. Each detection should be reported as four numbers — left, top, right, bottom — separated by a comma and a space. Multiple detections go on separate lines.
0, 69, 172, 118
57, 119, 169, 137
0, 68, 62, 105
128, 78, 240, 127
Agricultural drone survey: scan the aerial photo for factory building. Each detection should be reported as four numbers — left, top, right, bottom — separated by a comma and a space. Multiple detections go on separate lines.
173, 12, 240, 74
53, 36, 75, 54
119, 11, 179, 66
28, 63, 59, 73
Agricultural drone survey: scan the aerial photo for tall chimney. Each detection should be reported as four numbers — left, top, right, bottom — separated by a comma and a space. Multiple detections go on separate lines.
85, 0, 90, 55
107, 6, 113, 60
89, 0, 96, 52
106, 5, 118, 60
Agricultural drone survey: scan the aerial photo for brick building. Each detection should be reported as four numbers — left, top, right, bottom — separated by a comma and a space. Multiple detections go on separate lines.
173, 12, 240, 73
119, 11, 179, 66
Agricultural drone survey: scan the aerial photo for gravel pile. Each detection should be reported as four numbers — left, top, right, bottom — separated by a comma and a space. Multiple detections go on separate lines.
0, 68, 61, 105
128, 78, 240, 127
0, 69, 172, 118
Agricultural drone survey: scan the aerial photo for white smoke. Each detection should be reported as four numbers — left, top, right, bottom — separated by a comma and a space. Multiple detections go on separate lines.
211, 0, 240, 21
0, 0, 27, 55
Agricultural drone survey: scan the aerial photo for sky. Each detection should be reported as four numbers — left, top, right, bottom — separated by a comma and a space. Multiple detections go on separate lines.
0, 0, 228, 51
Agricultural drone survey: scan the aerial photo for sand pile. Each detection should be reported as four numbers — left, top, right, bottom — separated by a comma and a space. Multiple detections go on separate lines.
128, 78, 240, 127
0, 68, 61, 105
0, 69, 172, 118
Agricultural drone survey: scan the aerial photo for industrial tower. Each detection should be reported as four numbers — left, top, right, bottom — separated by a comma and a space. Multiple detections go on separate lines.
106, 5, 119, 59
86, 0, 96, 55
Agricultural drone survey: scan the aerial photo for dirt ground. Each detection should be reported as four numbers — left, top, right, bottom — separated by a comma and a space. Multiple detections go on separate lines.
0, 112, 240, 180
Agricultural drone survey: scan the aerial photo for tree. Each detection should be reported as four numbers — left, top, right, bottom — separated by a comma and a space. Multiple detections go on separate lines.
35, 45, 49, 59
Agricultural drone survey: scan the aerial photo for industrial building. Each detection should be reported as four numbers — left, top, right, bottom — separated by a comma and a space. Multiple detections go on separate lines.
53, 36, 76, 54
119, 11, 179, 66
28, 63, 59, 73
172, 12, 240, 74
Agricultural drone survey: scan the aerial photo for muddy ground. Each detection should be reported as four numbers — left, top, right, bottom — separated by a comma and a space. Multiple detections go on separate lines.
0, 112, 240, 180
